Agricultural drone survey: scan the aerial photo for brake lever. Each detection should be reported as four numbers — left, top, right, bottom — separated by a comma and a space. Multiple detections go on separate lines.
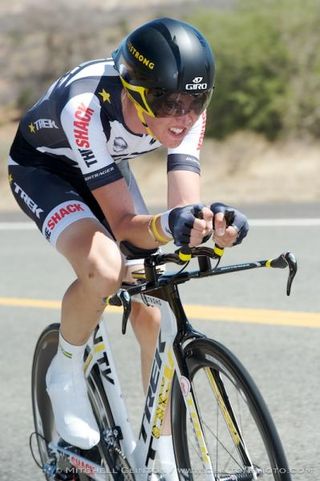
105, 289, 132, 334
284, 251, 297, 296
267, 251, 297, 296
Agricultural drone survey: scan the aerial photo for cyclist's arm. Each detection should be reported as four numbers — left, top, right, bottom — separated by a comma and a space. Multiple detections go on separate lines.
167, 111, 206, 208
61, 92, 124, 189
93, 180, 158, 249
61, 92, 158, 248
167, 170, 201, 208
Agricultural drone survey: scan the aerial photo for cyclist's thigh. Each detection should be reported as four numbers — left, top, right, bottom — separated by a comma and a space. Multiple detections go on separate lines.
8, 163, 123, 277
57, 218, 124, 282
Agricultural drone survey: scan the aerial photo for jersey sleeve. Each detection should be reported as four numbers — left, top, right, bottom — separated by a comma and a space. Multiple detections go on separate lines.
60, 92, 123, 190
167, 111, 206, 175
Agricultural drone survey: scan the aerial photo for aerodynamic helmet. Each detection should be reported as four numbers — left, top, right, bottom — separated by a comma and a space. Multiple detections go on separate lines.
112, 17, 215, 118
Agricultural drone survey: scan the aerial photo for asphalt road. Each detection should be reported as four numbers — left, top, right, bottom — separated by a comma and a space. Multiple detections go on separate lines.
0, 205, 319, 481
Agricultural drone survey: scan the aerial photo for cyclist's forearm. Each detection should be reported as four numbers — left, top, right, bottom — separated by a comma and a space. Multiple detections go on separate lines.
93, 180, 171, 248
167, 170, 201, 209
116, 212, 172, 248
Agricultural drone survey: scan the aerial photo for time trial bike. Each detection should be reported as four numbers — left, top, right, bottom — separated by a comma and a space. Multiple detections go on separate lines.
30, 244, 297, 481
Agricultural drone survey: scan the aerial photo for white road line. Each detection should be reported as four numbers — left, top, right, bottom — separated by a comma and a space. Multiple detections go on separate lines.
250, 218, 320, 226
0, 222, 36, 230
1, 218, 320, 230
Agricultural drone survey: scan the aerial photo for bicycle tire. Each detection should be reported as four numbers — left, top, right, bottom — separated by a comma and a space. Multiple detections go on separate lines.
31, 323, 134, 481
171, 338, 292, 481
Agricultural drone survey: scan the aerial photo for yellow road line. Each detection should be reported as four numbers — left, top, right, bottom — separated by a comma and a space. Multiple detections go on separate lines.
0, 297, 61, 309
184, 305, 320, 329
0, 296, 319, 329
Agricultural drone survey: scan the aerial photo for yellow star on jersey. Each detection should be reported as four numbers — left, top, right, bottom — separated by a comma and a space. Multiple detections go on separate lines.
8, 174, 13, 184
98, 89, 111, 103
28, 122, 36, 133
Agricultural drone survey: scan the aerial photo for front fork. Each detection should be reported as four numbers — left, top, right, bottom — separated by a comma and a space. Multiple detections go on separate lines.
172, 337, 216, 481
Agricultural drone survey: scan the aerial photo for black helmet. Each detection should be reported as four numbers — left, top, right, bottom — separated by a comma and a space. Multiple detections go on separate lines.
112, 17, 215, 118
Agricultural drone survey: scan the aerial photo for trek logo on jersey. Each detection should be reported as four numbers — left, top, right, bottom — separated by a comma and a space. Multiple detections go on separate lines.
28, 119, 59, 133
13, 182, 43, 218
185, 76, 208, 91
46, 202, 85, 231
73, 103, 94, 148
127, 41, 155, 70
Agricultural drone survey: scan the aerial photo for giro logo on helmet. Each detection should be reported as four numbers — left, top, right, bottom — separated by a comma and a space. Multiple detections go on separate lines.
185, 77, 208, 91
127, 41, 155, 70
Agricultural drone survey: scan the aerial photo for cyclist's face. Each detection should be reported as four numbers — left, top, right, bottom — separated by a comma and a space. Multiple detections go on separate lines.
145, 111, 199, 148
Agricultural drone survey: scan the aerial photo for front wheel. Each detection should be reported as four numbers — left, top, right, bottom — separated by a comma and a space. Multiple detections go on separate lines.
171, 338, 292, 481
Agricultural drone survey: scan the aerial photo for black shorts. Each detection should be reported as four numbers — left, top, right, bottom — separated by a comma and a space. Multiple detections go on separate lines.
8, 133, 148, 248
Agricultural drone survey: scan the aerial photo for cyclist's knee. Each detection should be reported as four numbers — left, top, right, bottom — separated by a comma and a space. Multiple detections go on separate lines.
87, 246, 124, 296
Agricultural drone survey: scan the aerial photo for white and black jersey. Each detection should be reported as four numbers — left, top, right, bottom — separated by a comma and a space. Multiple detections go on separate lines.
8, 58, 207, 247
10, 58, 205, 190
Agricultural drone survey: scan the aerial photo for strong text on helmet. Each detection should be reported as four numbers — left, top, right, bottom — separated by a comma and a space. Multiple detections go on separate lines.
127, 41, 155, 70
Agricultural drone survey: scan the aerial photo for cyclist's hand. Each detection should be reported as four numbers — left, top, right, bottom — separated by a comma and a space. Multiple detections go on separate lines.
210, 202, 249, 247
168, 203, 213, 246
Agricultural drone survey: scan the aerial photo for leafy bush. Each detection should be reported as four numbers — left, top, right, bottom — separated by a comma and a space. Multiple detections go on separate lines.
189, 0, 320, 139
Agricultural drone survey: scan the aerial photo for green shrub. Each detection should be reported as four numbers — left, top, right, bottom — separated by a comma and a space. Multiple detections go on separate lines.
189, 0, 320, 139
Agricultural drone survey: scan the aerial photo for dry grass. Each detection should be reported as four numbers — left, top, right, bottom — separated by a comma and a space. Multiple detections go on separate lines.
133, 132, 320, 207
0, 121, 19, 211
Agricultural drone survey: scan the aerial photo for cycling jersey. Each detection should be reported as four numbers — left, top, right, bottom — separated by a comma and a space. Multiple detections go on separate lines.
10, 58, 205, 187
8, 58, 207, 247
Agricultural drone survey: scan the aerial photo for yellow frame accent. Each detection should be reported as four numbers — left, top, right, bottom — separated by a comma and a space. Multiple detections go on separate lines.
185, 395, 211, 465
205, 367, 242, 446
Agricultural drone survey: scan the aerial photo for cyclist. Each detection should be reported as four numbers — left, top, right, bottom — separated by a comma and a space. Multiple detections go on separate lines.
8, 17, 248, 479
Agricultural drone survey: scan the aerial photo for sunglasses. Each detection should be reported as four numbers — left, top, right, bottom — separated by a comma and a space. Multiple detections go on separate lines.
120, 76, 213, 118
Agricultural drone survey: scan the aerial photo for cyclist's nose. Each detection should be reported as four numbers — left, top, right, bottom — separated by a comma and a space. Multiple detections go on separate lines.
180, 112, 197, 127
